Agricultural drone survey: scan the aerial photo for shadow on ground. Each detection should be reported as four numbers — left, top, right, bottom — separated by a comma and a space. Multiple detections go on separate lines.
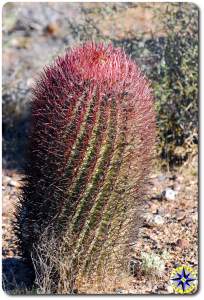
2, 257, 35, 293
2, 113, 30, 171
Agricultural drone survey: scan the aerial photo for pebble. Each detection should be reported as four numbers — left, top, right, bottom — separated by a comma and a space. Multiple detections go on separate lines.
8, 179, 20, 188
115, 288, 125, 294
154, 215, 165, 225
8, 250, 14, 257
10, 37, 29, 48
143, 213, 165, 226
143, 213, 154, 225
44, 22, 60, 36
127, 289, 137, 294
164, 188, 177, 201
10, 38, 20, 47
176, 238, 189, 249
27, 78, 35, 88
176, 211, 186, 221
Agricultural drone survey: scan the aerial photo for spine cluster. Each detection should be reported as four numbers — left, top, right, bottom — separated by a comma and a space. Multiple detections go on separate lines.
15, 42, 155, 281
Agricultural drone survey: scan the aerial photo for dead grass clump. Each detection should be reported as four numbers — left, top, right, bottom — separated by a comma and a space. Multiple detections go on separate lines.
31, 228, 135, 295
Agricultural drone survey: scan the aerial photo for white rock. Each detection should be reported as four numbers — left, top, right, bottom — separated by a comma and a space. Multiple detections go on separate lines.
144, 212, 153, 223
27, 78, 35, 88
144, 213, 164, 226
10, 38, 19, 47
8, 179, 20, 188
115, 289, 125, 294
165, 188, 177, 200
154, 215, 164, 225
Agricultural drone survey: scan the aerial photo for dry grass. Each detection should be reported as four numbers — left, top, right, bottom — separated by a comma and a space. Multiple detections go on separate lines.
76, 270, 132, 294
30, 227, 135, 295
31, 231, 72, 294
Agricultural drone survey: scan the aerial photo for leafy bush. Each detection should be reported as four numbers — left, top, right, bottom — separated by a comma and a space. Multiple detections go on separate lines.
151, 3, 198, 167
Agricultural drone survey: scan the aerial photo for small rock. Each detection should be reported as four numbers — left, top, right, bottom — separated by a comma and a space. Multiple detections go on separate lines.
44, 22, 60, 36
164, 188, 177, 201
127, 289, 137, 294
27, 78, 35, 88
143, 213, 164, 227
8, 179, 20, 188
115, 288, 125, 294
143, 212, 153, 222
10, 38, 19, 47
176, 211, 186, 221
154, 215, 164, 225
10, 37, 30, 49
176, 238, 189, 249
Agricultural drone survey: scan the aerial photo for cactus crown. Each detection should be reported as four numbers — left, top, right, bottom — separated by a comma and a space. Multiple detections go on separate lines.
14, 42, 155, 288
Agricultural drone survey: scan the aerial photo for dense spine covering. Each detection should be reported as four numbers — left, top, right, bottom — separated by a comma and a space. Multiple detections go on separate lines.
15, 42, 155, 285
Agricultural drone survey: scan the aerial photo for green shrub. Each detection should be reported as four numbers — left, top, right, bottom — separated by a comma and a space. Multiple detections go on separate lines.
114, 4, 198, 168
152, 3, 198, 167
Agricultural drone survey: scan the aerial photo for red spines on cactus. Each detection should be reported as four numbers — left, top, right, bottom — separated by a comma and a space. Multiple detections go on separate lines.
14, 42, 155, 273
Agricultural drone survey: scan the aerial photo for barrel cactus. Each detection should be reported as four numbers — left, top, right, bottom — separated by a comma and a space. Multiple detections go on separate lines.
14, 42, 155, 292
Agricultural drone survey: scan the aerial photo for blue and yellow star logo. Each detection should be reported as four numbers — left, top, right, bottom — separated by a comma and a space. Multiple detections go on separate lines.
170, 266, 197, 294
